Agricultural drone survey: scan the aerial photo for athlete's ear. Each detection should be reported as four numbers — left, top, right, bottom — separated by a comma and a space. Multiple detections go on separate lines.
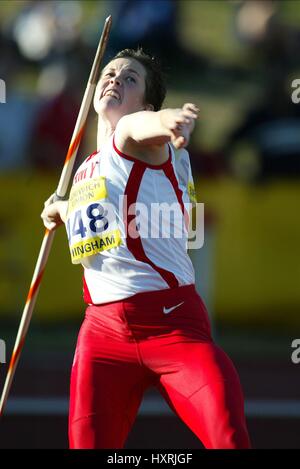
144, 103, 154, 111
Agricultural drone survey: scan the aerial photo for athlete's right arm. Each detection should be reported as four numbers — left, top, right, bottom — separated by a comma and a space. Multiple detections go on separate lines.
41, 194, 68, 230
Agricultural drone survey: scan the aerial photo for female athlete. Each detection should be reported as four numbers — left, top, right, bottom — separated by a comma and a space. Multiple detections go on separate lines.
41, 48, 251, 449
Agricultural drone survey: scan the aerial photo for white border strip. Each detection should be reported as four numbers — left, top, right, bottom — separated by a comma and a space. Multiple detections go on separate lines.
4, 397, 300, 418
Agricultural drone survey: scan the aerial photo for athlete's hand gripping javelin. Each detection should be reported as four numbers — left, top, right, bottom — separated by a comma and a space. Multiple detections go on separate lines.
41, 195, 68, 231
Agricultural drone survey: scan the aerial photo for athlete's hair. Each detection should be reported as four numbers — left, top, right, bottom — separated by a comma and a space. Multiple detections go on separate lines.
110, 48, 166, 112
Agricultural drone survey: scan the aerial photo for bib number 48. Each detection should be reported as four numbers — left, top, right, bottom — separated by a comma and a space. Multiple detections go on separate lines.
66, 203, 109, 242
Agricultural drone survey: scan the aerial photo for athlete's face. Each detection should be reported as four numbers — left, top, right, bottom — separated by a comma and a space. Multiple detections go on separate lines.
94, 58, 152, 121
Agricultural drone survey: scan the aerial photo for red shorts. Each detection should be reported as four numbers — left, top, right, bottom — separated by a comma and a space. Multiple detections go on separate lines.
69, 284, 251, 449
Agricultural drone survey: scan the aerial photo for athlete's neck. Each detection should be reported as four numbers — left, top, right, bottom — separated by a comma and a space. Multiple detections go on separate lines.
96, 116, 115, 151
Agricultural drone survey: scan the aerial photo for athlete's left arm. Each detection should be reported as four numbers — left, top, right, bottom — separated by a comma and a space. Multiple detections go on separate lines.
115, 103, 199, 154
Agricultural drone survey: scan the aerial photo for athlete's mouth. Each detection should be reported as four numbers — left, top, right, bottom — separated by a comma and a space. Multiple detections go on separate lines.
102, 89, 121, 101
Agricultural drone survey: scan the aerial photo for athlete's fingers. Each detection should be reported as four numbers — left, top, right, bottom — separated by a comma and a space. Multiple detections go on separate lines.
173, 112, 197, 129
176, 136, 187, 148
178, 108, 198, 119
40, 208, 57, 230
183, 103, 199, 113
41, 214, 61, 230
45, 221, 57, 231
175, 116, 192, 126
172, 135, 187, 149
170, 126, 183, 139
41, 205, 53, 219
182, 109, 198, 120
41, 204, 58, 222
173, 117, 194, 132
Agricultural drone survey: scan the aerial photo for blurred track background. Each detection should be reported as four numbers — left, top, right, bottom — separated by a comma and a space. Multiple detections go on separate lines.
1, 0, 300, 448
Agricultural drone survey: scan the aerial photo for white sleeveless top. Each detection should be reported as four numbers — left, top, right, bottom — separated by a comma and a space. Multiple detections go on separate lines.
65, 135, 197, 304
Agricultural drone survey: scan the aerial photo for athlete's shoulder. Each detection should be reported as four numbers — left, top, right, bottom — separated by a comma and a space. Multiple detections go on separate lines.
73, 150, 101, 185
85, 150, 99, 163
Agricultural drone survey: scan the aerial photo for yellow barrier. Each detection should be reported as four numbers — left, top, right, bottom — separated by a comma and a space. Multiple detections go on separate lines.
0, 171, 82, 321
197, 176, 300, 327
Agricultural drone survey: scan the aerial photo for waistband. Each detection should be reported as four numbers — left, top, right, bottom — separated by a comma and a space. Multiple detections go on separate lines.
123, 284, 197, 306
89, 284, 197, 309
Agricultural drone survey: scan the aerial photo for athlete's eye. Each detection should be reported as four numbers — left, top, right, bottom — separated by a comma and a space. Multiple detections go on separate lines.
126, 76, 136, 83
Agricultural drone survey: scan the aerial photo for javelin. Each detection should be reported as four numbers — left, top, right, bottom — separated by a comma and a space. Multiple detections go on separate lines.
0, 15, 112, 417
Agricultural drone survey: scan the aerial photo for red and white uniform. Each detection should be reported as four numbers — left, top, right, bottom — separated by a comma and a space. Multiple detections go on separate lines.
67, 135, 251, 450
66, 135, 196, 304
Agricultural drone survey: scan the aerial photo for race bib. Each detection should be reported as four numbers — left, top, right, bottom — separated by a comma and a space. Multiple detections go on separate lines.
66, 177, 122, 264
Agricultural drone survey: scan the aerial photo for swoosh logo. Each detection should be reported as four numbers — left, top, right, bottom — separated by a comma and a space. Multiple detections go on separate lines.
163, 301, 184, 315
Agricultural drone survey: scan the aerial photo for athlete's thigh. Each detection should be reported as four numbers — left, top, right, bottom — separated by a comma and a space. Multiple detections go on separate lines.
156, 341, 250, 448
69, 319, 151, 448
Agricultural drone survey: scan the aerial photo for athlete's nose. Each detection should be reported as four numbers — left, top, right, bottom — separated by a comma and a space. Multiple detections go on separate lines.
110, 76, 122, 87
